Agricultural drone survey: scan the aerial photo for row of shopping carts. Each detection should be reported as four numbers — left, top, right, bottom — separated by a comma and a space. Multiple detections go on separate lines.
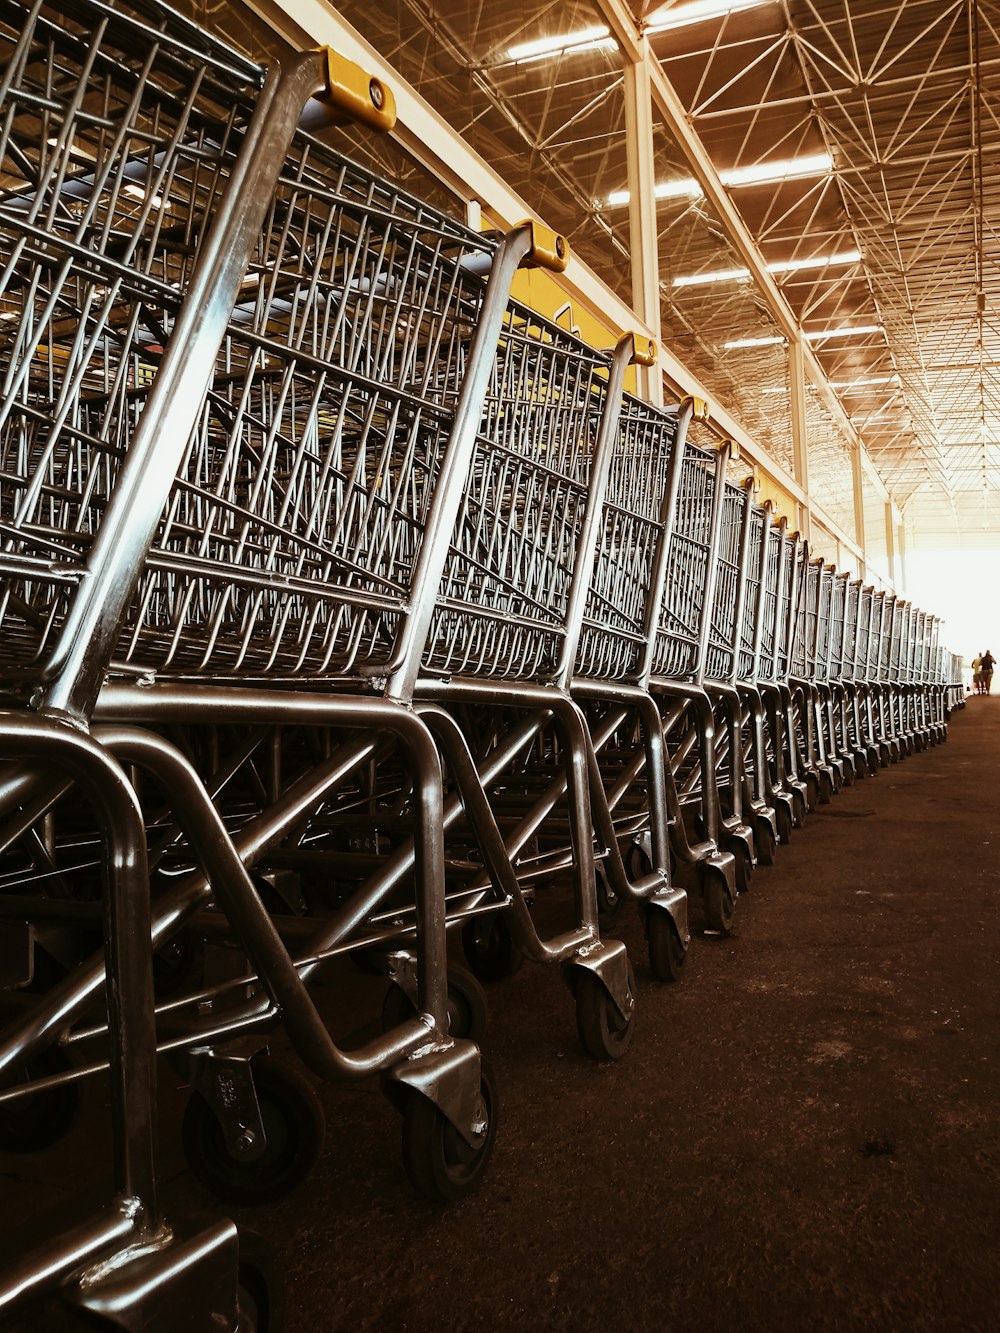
0, 0, 960, 1326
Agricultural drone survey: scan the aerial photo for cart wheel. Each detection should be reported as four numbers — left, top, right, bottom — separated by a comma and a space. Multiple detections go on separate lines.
805, 773, 820, 812
236, 1229, 284, 1333
755, 818, 777, 867
702, 867, 735, 935
381, 965, 488, 1043
0, 1045, 79, 1153
776, 804, 793, 845
181, 1057, 324, 1205
401, 1057, 498, 1203
819, 771, 834, 804
575, 958, 636, 1061
733, 842, 754, 893
462, 913, 523, 983
792, 789, 807, 827
646, 910, 686, 984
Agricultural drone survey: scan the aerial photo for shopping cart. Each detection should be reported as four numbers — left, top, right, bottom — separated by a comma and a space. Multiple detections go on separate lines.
408, 323, 658, 1059
731, 498, 797, 851
703, 473, 779, 868
755, 517, 810, 830
646, 434, 744, 933
0, 0, 401, 1320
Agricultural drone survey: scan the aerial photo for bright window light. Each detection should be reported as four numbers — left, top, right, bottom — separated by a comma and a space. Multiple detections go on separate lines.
606, 152, 833, 208
507, 25, 616, 62
124, 183, 170, 210
673, 248, 862, 287
646, 0, 774, 35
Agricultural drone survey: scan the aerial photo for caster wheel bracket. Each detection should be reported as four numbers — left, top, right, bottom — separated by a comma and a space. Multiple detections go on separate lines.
647, 888, 690, 949
384, 1038, 486, 1150
189, 1050, 268, 1164
562, 938, 634, 1024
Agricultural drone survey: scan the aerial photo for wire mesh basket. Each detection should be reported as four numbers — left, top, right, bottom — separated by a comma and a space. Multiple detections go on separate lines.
421, 305, 611, 681
574, 393, 679, 682
704, 477, 748, 683
112, 139, 495, 679
0, 0, 267, 685
651, 442, 718, 679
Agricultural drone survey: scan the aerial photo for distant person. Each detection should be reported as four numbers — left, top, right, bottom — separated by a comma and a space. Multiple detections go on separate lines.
981, 649, 995, 694
972, 653, 982, 693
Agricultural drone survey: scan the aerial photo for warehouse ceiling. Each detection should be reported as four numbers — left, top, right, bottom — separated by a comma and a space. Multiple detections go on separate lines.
203, 0, 1000, 540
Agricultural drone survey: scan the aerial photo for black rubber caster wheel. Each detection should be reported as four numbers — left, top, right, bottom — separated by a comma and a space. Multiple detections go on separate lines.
0, 1045, 79, 1153
181, 1057, 325, 1205
236, 1229, 285, 1333
574, 957, 636, 1061
702, 867, 735, 935
755, 818, 777, 867
776, 803, 793, 845
792, 789, 807, 827
462, 913, 523, 983
401, 1056, 498, 1203
646, 909, 686, 984
818, 771, 834, 804
733, 841, 754, 893
382, 965, 488, 1042
805, 773, 820, 812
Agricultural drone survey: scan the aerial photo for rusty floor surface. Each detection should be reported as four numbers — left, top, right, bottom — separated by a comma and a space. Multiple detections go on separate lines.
2, 694, 998, 1331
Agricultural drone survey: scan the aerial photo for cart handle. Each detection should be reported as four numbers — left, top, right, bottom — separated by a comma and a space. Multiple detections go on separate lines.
315, 47, 397, 132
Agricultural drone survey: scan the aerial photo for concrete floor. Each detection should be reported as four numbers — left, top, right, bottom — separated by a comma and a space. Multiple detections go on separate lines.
3, 694, 998, 1330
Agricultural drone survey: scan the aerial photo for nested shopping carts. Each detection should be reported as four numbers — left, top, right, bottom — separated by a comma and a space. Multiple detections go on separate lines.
0, 0, 958, 1324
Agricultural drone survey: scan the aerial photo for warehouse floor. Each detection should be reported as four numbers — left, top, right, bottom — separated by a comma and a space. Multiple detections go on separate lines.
3, 693, 998, 1331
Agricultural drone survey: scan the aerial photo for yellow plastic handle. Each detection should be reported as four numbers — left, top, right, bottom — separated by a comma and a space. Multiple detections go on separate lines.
317, 49, 397, 133
518, 221, 570, 273
629, 335, 658, 367
681, 394, 710, 421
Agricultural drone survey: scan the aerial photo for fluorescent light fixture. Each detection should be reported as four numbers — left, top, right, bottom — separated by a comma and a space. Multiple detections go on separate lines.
507, 25, 616, 62
721, 152, 833, 187
724, 334, 784, 349
606, 178, 703, 206
805, 324, 881, 341
766, 248, 861, 275
724, 322, 880, 350
674, 265, 751, 287
646, 0, 774, 35
830, 374, 900, 389
674, 247, 861, 287
606, 152, 833, 208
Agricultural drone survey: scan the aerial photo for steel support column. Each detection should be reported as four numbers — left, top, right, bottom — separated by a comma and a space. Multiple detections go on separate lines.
623, 46, 662, 405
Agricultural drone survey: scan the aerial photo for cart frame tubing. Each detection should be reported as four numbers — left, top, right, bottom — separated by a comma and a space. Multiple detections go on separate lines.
0, 687, 493, 1143
0, 715, 164, 1313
